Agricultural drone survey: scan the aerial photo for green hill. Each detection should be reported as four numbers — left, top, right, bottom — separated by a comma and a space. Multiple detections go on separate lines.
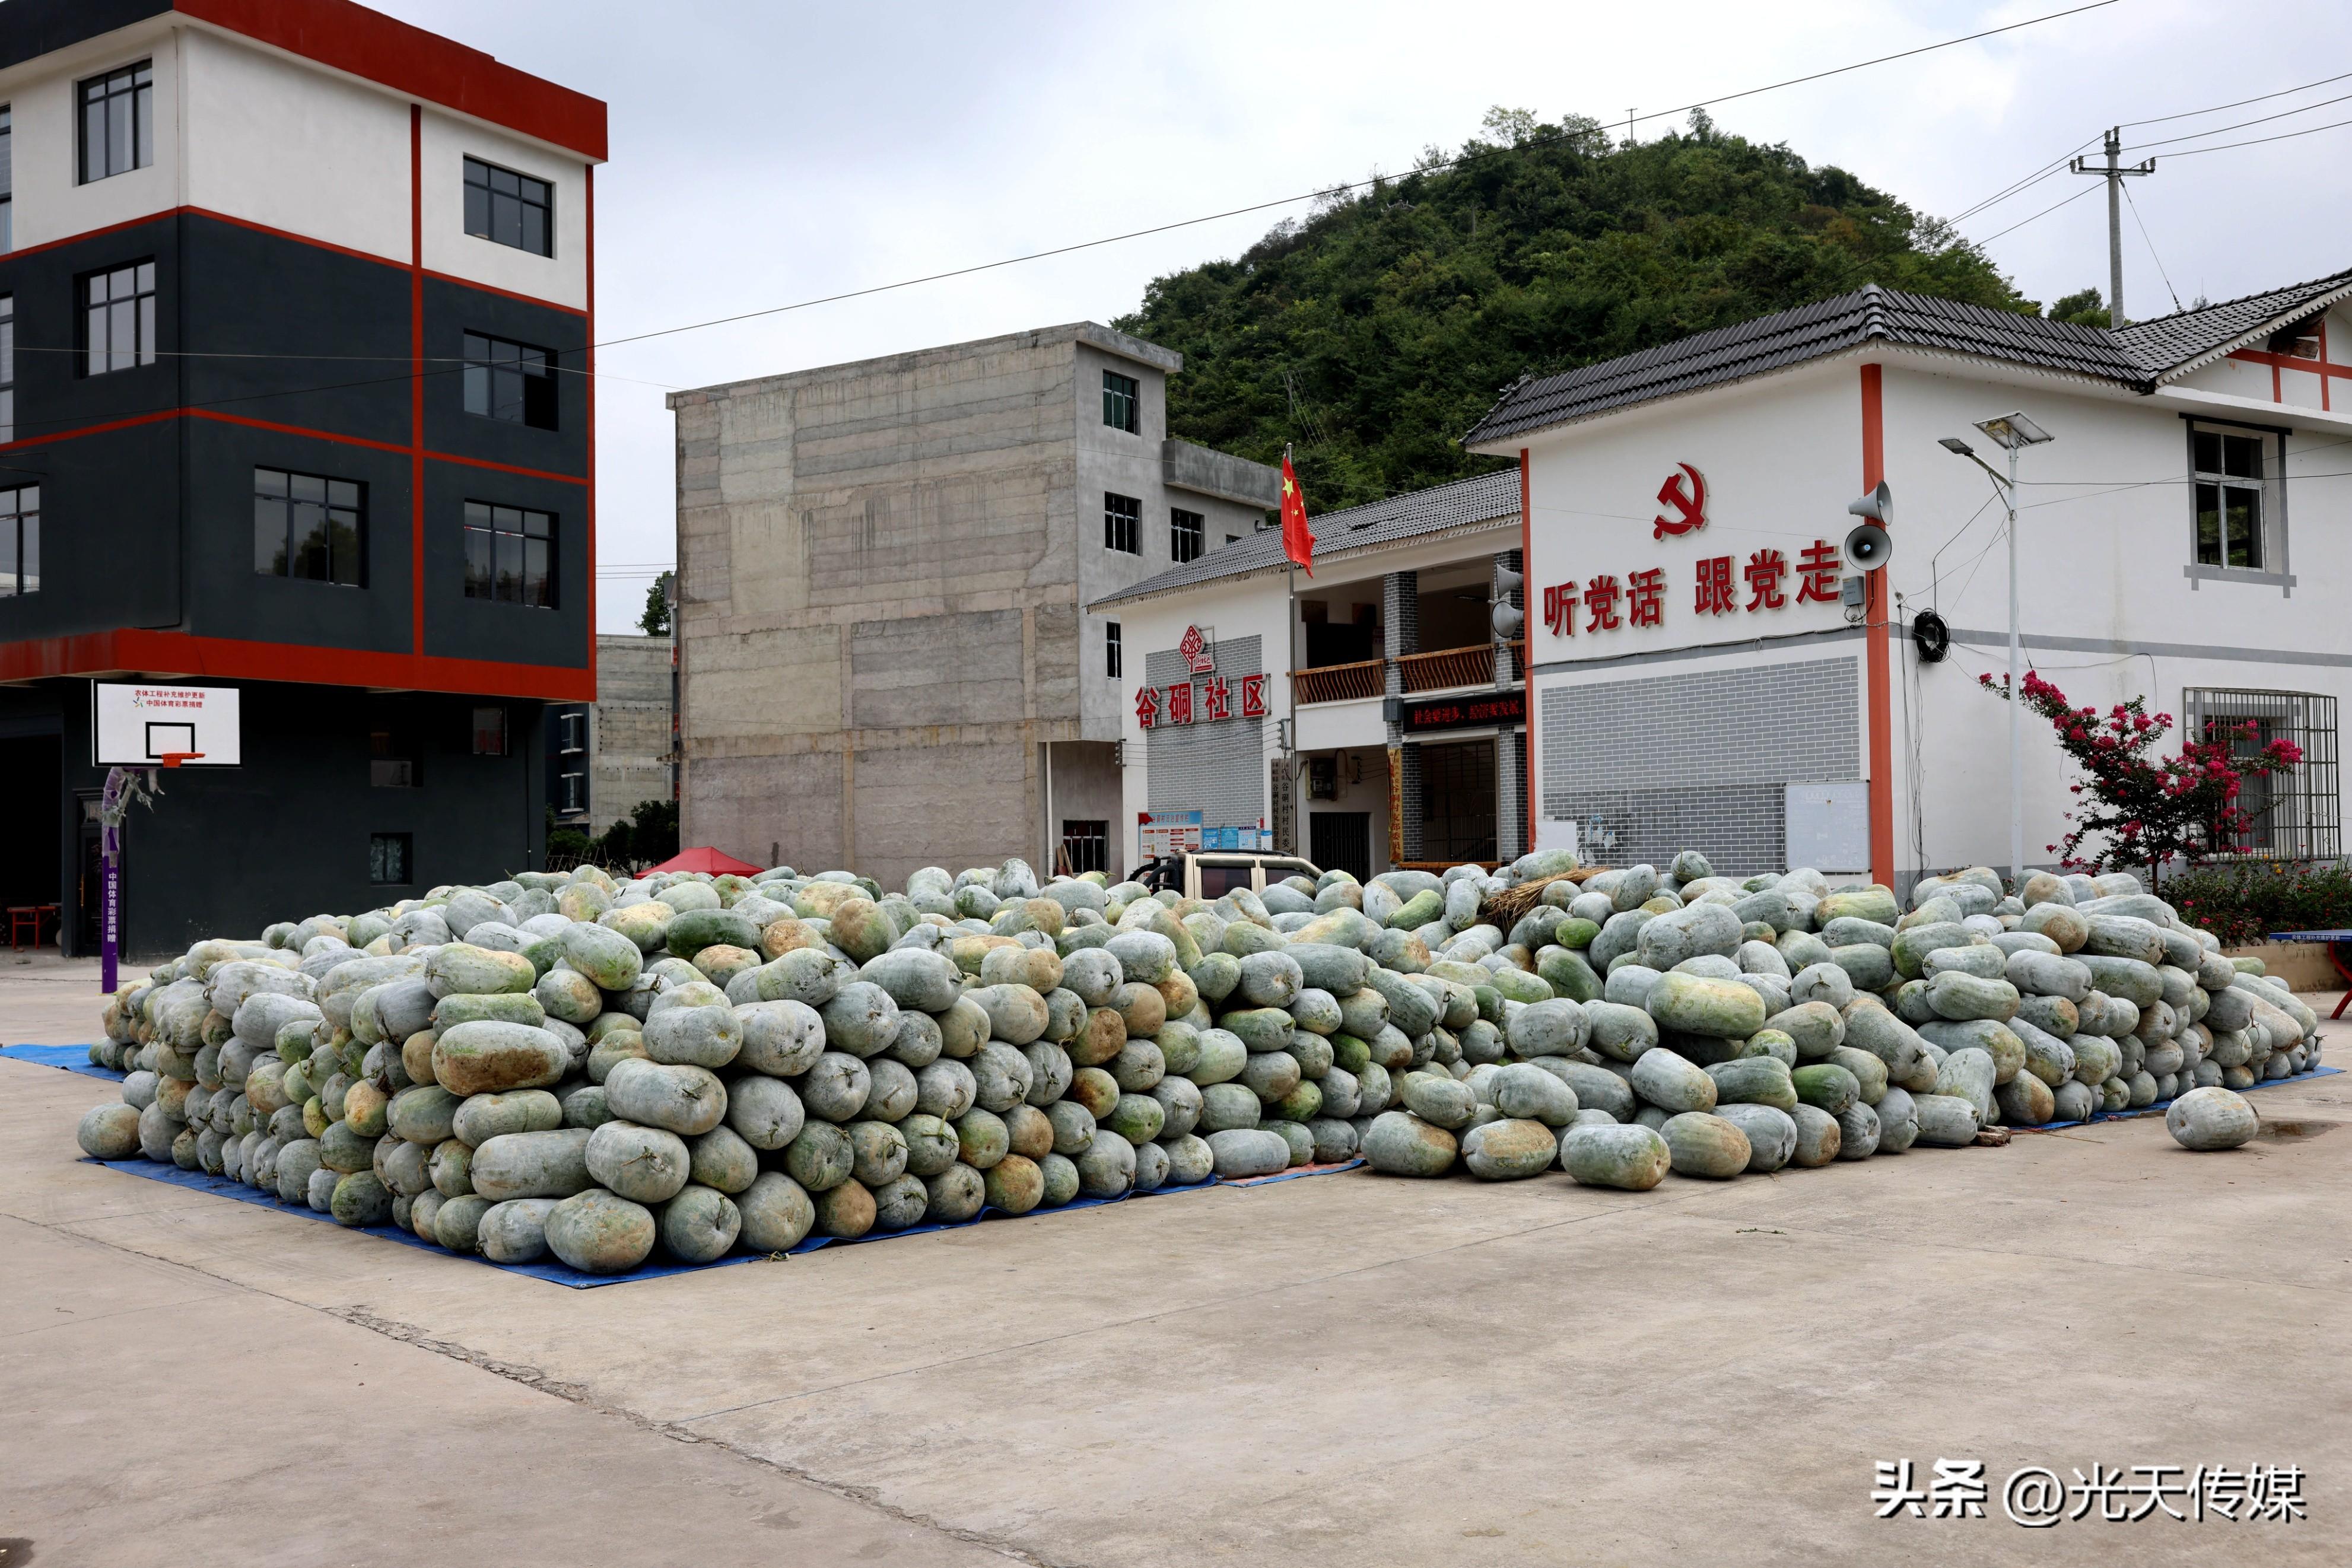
1116, 109, 2036, 512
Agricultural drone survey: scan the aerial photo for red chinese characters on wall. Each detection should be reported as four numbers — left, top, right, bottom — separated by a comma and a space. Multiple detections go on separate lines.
1545, 539, 1840, 640
1135, 670, 1270, 730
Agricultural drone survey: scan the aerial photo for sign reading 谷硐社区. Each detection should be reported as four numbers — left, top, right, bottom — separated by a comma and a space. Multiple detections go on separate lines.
1136, 670, 1268, 730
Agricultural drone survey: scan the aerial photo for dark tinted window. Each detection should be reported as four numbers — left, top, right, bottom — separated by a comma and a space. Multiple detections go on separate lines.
463, 157, 553, 256
463, 332, 557, 428
463, 501, 557, 606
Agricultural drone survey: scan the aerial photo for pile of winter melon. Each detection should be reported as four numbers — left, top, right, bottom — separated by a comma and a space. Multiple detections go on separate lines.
1347, 853, 2325, 1187
72, 855, 1464, 1273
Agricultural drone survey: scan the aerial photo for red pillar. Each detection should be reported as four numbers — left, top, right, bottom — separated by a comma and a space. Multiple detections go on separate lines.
1861, 364, 1893, 890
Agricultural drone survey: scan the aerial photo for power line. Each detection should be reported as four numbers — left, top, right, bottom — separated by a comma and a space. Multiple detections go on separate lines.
588, 1, 2121, 357
2121, 180, 2182, 313
2154, 112, 2352, 160
2119, 68, 2352, 128
1975, 181, 2099, 243
1950, 66, 2352, 226
1949, 139, 2099, 225
2119, 88, 2352, 154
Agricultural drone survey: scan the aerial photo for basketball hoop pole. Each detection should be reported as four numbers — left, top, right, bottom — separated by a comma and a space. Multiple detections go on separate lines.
96, 755, 194, 993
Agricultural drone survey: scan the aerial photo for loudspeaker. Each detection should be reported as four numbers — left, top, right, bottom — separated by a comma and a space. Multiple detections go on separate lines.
1847, 481, 1892, 526
1492, 603, 1525, 637
1494, 564, 1524, 592
1845, 521, 1893, 571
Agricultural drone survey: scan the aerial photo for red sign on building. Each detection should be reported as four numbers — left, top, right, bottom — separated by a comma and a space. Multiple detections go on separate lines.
1651, 463, 1708, 539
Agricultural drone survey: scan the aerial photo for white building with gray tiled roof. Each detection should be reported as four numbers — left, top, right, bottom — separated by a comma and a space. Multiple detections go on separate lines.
1094, 269, 2352, 887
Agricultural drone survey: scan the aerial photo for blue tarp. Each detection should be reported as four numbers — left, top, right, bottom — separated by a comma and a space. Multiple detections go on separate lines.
1, 1043, 122, 1080
80, 1153, 1234, 1287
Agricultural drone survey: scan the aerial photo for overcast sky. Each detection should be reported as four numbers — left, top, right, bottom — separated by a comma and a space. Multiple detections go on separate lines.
368, 0, 2352, 632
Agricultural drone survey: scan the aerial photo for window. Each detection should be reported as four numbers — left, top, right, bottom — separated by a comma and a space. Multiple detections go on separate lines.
0, 295, 14, 443
559, 771, 586, 813
1, 106, 14, 252
369, 832, 413, 886
0, 484, 36, 596
84, 263, 155, 376
1105, 621, 1122, 679
464, 157, 552, 257
1197, 860, 1255, 898
370, 717, 420, 789
1060, 820, 1108, 876
472, 706, 508, 756
1171, 508, 1204, 564
2189, 424, 2278, 573
463, 501, 556, 606
2183, 688, 2341, 859
1104, 492, 1140, 555
79, 64, 152, 184
253, 468, 364, 586
1102, 370, 1139, 432
557, 710, 586, 753
463, 332, 557, 428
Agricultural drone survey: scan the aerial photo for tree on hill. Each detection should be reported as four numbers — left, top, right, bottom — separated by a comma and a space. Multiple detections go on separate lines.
1117, 108, 2043, 511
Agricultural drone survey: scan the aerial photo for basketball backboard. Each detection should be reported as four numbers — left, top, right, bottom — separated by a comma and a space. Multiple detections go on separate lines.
93, 682, 241, 767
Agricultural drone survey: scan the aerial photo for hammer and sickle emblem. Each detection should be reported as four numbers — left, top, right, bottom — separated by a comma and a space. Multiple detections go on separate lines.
1652, 463, 1708, 539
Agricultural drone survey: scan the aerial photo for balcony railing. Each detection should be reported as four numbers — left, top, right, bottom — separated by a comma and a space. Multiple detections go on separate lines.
1290, 658, 1385, 705
1289, 642, 1526, 705
1397, 644, 1495, 693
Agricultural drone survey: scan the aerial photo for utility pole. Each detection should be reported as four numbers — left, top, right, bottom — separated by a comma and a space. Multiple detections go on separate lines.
2070, 128, 2154, 327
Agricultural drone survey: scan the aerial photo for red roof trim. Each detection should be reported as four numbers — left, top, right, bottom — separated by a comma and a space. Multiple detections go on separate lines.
0, 628, 593, 699
173, 0, 607, 161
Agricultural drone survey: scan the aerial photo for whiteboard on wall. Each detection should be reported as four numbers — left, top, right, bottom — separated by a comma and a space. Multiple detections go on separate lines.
1785, 782, 1868, 873
1535, 818, 1579, 857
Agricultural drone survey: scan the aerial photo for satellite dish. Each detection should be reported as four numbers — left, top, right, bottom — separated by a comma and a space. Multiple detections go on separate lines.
1845, 521, 1893, 571
1911, 609, 1950, 663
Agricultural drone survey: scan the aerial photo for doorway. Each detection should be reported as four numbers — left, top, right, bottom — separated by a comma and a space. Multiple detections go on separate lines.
75, 791, 106, 953
1420, 739, 1496, 863
0, 734, 60, 944
1311, 811, 1371, 881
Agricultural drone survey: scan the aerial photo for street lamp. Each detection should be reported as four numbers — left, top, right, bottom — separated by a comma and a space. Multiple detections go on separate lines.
1941, 412, 2054, 891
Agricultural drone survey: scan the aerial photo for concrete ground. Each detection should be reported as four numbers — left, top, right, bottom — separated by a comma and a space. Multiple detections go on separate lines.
3, 962, 2348, 1566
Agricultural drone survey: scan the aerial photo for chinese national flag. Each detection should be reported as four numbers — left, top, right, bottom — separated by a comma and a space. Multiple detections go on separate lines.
1279, 451, 1314, 578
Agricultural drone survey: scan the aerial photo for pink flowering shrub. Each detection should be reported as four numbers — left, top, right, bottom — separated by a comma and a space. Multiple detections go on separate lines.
1981, 669, 2302, 883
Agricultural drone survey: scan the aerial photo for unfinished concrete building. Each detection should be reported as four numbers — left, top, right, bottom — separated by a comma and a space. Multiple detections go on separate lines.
592, 633, 675, 833
668, 323, 1279, 885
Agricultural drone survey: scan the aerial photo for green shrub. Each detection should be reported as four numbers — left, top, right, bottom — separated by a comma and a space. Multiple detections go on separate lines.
2166, 861, 2352, 948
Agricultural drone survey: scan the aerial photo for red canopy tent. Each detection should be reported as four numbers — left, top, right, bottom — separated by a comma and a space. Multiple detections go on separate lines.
640, 845, 765, 877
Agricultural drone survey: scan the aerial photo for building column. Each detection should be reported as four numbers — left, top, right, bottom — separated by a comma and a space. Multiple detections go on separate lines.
1384, 571, 1419, 865
1398, 742, 1423, 863
1493, 548, 1525, 863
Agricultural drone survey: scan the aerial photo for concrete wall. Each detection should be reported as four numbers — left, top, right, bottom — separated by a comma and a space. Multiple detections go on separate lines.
670, 323, 1274, 887
593, 634, 671, 832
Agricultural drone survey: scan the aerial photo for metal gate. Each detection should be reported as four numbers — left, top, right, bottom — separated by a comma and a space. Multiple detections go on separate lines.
1310, 811, 1371, 881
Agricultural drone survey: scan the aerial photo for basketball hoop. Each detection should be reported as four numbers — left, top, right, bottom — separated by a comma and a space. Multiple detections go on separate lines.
157, 752, 204, 768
